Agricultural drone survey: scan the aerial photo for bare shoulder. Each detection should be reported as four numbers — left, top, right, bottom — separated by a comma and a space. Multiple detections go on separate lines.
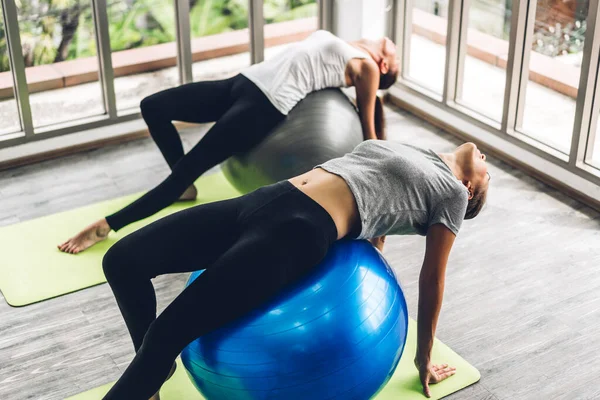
347, 58, 379, 81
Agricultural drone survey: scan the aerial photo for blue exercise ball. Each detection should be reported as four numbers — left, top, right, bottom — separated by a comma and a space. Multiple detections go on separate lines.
181, 240, 409, 400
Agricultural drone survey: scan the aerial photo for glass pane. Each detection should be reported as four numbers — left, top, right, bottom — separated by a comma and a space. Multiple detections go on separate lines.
16, 0, 104, 128
0, 2, 21, 136
108, 0, 178, 112
456, 0, 512, 122
190, 0, 250, 82
590, 114, 600, 169
264, 0, 318, 61
518, 0, 588, 153
406, 0, 448, 94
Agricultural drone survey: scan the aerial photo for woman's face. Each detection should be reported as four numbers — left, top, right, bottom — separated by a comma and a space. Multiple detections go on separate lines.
380, 37, 398, 74
455, 142, 490, 195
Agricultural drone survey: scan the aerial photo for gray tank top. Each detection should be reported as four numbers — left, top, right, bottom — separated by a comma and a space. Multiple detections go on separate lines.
315, 140, 469, 239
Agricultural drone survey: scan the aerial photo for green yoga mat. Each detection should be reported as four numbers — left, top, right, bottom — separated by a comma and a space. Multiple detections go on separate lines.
66, 319, 480, 400
0, 172, 242, 307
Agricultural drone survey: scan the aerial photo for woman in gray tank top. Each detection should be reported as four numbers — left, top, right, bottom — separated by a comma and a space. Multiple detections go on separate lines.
88, 140, 489, 399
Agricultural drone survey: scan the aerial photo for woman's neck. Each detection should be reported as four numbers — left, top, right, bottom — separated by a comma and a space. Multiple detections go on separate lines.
437, 153, 464, 181
350, 40, 382, 63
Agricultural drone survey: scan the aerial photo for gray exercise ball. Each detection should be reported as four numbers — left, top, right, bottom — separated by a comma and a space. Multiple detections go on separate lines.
222, 88, 363, 194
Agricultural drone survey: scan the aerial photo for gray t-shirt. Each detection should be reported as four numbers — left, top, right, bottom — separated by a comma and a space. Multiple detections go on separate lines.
315, 140, 469, 239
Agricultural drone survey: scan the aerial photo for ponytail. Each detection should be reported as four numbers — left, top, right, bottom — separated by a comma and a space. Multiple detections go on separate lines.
374, 96, 386, 140
373, 66, 399, 140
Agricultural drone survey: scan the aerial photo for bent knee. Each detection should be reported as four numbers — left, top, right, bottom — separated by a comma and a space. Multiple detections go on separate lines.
140, 94, 167, 121
102, 243, 123, 280
102, 238, 136, 280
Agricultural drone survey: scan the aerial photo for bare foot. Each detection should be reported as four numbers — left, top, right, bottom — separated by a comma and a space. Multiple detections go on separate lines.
178, 184, 197, 202
149, 362, 177, 400
57, 218, 111, 254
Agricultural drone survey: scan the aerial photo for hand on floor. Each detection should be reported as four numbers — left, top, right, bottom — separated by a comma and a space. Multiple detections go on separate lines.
417, 361, 457, 398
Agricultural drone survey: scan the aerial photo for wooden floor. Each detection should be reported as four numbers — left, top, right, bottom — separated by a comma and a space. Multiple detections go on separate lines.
0, 105, 599, 400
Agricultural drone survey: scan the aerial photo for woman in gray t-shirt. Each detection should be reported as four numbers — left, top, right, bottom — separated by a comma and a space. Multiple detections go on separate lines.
85, 140, 490, 399
306, 140, 489, 397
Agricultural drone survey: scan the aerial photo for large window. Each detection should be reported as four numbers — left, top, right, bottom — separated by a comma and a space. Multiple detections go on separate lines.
393, 0, 600, 203
0, 0, 325, 149
0, 1, 20, 136
264, 0, 318, 61
455, 0, 512, 122
108, 0, 178, 113
517, 0, 588, 154
404, 0, 448, 95
16, 0, 104, 128
189, 0, 250, 82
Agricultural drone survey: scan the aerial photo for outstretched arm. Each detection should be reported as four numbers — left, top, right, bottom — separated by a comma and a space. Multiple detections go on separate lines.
353, 60, 380, 141
415, 223, 457, 397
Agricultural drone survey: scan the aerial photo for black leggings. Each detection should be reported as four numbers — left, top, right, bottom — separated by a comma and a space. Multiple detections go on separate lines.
105, 74, 285, 232
101, 180, 338, 399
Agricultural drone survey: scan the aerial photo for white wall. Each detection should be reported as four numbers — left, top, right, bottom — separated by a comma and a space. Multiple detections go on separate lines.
334, 0, 388, 41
